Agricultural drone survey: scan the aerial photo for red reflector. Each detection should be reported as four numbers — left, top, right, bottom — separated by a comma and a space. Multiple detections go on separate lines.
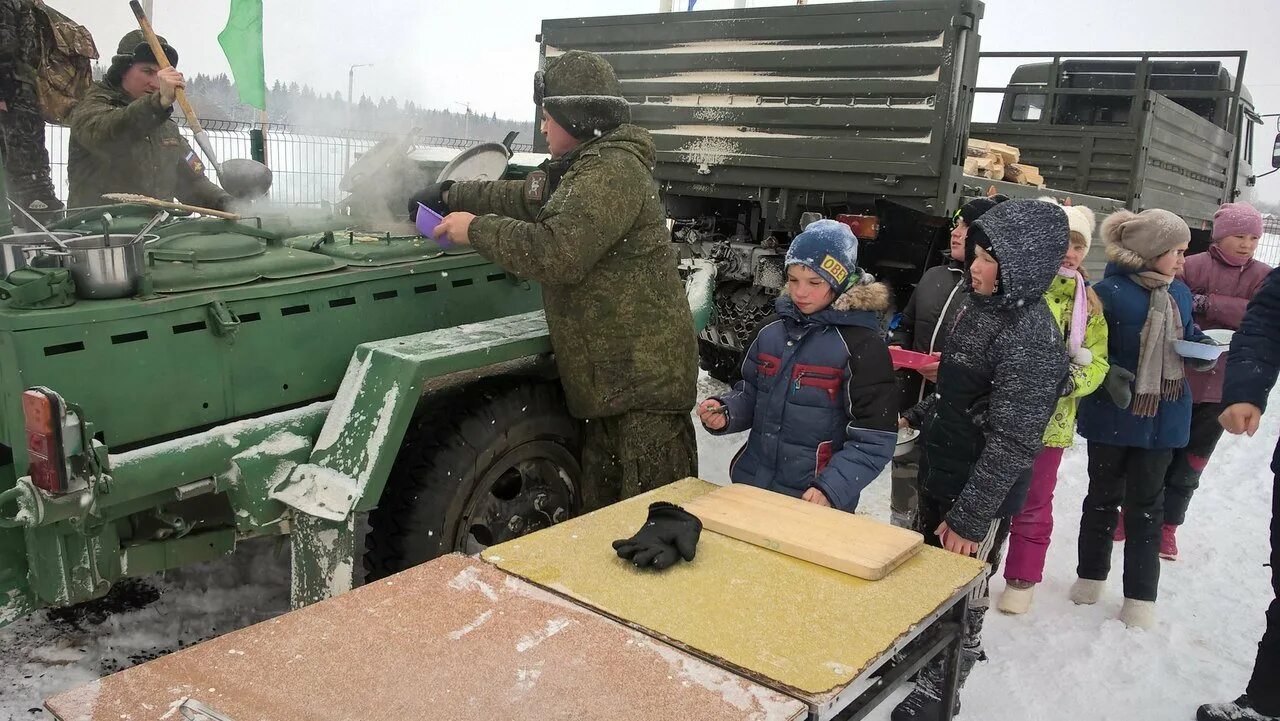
26, 430, 52, 458
835, 214, 880, 240
30, 457, 66, 495
22, 390, 56, 434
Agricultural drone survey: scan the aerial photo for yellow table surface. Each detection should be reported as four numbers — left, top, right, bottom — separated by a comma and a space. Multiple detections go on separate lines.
483, 478, 986, 702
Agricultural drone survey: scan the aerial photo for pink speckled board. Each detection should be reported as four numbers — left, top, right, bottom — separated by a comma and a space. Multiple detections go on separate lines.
45, 554, 805, 721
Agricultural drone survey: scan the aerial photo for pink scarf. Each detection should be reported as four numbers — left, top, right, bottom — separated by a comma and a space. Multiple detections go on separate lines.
1057, 267, 1088, 358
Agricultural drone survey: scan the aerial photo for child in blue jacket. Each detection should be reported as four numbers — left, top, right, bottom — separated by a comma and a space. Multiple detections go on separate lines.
697, 219, 898, 511
1073, 208, 1212, 630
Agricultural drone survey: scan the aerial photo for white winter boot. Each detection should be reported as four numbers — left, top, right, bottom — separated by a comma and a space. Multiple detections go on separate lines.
1119, 599, 1156, 630
1069, 578, 1106, 605
997, 580, 1036, 614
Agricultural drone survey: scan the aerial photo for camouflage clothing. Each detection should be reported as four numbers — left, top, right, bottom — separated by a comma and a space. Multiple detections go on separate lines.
579, 412, 698, 512
67, 80, 229, 210
0, 0, 60, 211
448, 123, 698, 421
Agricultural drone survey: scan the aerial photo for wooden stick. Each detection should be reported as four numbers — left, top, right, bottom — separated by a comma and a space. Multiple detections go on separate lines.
101, 193, 241, 220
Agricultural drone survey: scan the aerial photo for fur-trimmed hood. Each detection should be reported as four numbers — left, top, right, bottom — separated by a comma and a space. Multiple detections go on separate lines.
776, 277, 890, 336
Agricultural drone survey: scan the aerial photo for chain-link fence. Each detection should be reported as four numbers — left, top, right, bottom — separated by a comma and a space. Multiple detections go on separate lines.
42, 119, 536, 207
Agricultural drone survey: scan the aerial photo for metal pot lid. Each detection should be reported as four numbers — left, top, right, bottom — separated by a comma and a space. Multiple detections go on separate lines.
436, 142, 512, 183
147, 231, 266, 262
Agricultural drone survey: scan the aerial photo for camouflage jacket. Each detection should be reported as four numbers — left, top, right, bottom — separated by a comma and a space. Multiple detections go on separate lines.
449, 124, 698, 419
67, 81, 231, 210
0, 0, 38, 101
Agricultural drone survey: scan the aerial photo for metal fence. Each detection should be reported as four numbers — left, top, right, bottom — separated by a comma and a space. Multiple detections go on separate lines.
42, 118, 536, 207
1258, 214, 1280, 267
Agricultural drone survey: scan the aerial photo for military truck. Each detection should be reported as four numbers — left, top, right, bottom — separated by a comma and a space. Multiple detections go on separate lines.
536, 0, 1268, 380
0, 140, 713, 626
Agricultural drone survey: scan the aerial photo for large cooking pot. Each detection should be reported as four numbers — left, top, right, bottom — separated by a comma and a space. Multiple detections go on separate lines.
58, 234, 155, 299
0, 232, 81, 276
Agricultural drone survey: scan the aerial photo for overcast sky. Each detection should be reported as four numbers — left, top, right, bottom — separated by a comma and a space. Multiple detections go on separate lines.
55, 0, 1280, 202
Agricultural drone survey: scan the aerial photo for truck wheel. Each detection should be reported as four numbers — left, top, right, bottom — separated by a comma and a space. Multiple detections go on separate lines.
363, 380, 581, 580
699, 338, 742, 385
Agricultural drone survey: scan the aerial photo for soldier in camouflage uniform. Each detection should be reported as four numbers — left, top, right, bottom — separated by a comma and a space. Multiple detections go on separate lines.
0, 0, 63, 217
66, 30, 231, 211
413, 50, 699, 511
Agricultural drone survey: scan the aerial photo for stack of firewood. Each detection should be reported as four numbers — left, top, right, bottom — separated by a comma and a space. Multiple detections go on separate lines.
965, 138, 1045, 188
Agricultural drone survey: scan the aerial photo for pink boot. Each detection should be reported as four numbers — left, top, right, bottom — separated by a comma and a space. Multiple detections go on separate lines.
1160, 524, 1179, 561
1114, 514, 1126, 542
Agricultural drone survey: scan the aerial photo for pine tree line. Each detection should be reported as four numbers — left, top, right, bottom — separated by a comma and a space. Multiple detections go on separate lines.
90, 65, 536, 142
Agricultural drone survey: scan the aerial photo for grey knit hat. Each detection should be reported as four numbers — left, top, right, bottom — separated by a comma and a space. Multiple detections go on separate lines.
1102, 209, 1191, 269
534, 50, 631, 141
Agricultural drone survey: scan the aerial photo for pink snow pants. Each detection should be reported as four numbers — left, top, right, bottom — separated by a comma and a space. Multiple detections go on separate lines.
1004, 446, 1066, 584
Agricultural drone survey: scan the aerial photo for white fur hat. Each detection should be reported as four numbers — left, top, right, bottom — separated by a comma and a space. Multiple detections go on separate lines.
1039, 197, 1096, 252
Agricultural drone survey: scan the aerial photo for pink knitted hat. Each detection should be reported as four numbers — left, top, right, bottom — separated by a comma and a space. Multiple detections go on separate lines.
1212, 202, 1263, 241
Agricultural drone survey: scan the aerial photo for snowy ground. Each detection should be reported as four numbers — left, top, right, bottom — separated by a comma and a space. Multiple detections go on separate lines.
1, 373, 1274, 720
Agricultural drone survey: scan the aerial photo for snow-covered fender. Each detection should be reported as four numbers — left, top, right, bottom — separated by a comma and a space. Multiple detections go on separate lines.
272, 310, 554, 607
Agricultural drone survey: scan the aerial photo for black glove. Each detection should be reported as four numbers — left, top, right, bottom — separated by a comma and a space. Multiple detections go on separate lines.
1102, 366, 1135, 409
1188, 337, 1220, 372
612, 501, 702, 570
406, 180, 454, 220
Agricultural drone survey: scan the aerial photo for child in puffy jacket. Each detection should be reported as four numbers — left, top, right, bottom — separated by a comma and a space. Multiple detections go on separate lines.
1073, 208, 1213, 630
894, 199, 1070, 721
998, 201, 1109, 615
697, 219, 898, 512
1158, 202, 1270, 560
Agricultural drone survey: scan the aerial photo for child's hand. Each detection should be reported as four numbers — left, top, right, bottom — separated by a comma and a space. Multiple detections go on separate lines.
935, 521, 979, 556
1220, 403, 1263, 436
697, 398, 728, 430
802, 487, 831, 507
898, 416, 910, 430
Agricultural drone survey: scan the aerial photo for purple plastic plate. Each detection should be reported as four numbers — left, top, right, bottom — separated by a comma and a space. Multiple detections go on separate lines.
415, 203, 448, 246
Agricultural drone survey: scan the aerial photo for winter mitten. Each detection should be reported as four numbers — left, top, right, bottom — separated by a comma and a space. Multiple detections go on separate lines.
1187, 337, 1221, 372
406, 180, 454, 220
612, 502, 702, 570
1102, 366, 1135, 409
1192, 293, 1210, 315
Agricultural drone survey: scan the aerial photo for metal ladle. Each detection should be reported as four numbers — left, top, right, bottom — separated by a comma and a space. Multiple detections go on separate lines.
7, 198, 72, 252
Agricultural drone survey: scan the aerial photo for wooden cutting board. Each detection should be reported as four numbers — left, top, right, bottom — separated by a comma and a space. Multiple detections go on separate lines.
682, 484, 923, 580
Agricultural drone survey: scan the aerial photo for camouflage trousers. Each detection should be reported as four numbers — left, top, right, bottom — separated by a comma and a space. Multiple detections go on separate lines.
0, 81, 60, 211
579, 411, 698, 512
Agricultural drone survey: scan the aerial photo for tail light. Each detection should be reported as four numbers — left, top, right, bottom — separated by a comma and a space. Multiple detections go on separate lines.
23, 387, 69, 495
835, 214, 880, 240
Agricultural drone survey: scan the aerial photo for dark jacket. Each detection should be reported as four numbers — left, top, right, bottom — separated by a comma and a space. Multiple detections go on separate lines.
711, 281, 899, 512
448, 124, 697, 420
1222, 265, 1280, 473
904, 203, 1069, 542
890, 259, 967, 408
0, 0, 38, 103
67, 80, 231, 209
1076, 263, 1206, 450
891, 259, 968, 354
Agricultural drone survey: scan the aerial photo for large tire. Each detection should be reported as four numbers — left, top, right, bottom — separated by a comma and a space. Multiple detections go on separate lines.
363, 380, 582, 580
698, 338, 742, 385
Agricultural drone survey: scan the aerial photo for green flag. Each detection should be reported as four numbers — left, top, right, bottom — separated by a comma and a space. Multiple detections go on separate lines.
217, 0, 266, 110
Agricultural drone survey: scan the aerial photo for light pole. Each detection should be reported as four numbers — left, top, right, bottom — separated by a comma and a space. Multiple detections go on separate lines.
454, 101, 473, 140
345, 63, 373, 171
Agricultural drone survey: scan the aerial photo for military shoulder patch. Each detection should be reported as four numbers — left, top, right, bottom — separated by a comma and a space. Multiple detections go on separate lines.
820, 254, 849, 284
525, 170, 548, 203
184, 150, 205, 175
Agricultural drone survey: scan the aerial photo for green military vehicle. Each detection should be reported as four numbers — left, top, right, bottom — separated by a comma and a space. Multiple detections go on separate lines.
536, 0, 1269, 379
0, 137, 713, 626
